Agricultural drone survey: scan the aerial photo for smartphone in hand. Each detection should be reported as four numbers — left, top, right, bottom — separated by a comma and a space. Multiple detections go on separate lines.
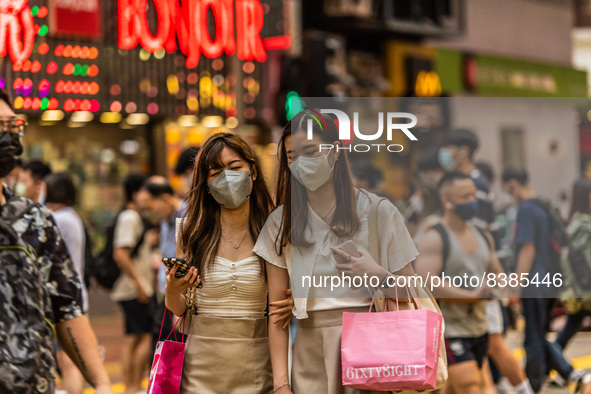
331, 240, 361, 265
162, 257, 190, 278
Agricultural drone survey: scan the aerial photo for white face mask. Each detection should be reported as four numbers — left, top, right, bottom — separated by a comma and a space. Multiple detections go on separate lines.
13, 182, 25, 196
288, 153, 337, 191
207, 170, 252, 209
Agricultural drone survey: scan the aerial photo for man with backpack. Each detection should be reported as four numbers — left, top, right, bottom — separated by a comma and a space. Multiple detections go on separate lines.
0, 89, 112, 393
136, 180, 187, 354
502, 167, 587, 392
415, 172, 501, 394
438, 130, 532, 393
110, 174, 154, 394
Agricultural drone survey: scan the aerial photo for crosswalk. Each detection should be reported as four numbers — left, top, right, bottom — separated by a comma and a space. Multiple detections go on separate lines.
78, 351, 591, 394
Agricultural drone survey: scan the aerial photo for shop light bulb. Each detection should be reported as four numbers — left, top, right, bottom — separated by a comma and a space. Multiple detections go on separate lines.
178, 115, 198, 127
100, 112, 123, 124
202, 116, 223, 128
127, 113, 150, 125
41, 110, 64, 122
71, 111, 93, 123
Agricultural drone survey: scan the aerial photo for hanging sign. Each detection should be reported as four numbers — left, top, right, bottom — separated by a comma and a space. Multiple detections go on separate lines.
49, 0, 102, 40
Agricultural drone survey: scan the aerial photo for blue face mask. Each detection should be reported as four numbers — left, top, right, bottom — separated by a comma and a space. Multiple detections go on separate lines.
454, 201, 478, 221
438, 148, 456, 172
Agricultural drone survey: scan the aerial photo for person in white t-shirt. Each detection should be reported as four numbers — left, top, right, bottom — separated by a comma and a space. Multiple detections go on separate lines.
110, 174, 154, 394
45, 172, 89, 394
254, 109, 419, 394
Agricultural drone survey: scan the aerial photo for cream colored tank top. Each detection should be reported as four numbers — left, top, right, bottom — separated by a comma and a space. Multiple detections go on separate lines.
192, 256, 268, 319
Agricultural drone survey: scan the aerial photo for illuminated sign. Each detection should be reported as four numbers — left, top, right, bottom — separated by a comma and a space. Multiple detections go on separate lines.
0, 0, 35, 66
49, 0, 102, 40
118, 0, 288, 68
414, 71, 442, 97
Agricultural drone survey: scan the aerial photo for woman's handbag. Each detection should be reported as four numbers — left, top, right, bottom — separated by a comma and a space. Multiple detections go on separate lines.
365, 195, 448, 392
341, 285, 443, 391
148, 309, 186, 394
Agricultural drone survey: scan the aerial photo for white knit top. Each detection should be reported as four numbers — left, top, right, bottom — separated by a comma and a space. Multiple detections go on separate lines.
194, 256, 268, 319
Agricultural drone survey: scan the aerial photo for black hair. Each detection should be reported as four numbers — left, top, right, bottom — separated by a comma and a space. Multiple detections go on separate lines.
502, 167, 529, 185
475, 161, 494, 184
124, 174, 149, 203
44, 172, 76, 206
438, 171, 472, 191
417, 148, 442, 172
350, 161, 383, 189
569, 177, 591, 219
22, 160, 52, 182
443, 129, 479, 158
0, 89, 12, 109
175, 147, 200, 175
142, 182, 174, 197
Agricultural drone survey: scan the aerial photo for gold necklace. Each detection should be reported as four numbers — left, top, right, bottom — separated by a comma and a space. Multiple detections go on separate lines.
222, 230, 249, 249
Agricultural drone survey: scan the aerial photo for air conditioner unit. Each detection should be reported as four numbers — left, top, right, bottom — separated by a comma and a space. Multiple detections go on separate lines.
324, 0, 374, 17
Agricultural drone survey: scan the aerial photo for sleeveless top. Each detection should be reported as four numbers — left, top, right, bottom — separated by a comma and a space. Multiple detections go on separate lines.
191, 256, 268, 319
439, 223, 490, 338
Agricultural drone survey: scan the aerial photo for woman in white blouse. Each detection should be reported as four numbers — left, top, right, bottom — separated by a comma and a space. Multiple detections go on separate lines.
254, 109, 419, 394
165, 133, 292, 393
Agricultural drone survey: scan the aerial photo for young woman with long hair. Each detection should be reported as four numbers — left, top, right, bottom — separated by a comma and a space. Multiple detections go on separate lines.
254, 109, 419, 393
165, 132, 292, 393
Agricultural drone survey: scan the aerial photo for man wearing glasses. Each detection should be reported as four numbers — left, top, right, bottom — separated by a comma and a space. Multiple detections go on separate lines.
0, 89, 113, 394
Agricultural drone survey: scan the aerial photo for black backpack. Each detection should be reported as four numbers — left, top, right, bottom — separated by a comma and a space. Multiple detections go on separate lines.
90, 211, 146, 289
565, 220, 591, 291
0, 201, 57, 393
83, 225, 96, 289
530, 199, 567, 276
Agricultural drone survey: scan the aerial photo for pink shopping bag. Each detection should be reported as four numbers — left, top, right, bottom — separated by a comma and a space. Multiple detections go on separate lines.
147, 310, 186, 394
341, 287, 443, 391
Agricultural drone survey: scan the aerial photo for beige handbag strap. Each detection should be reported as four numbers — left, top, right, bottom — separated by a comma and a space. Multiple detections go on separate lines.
368, 196, 386, 263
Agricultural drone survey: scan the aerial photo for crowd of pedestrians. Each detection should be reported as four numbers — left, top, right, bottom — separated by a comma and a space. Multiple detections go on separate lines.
2, 88, 591, 394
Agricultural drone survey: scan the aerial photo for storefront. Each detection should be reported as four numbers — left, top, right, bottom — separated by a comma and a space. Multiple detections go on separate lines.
434, 48, 588, 203
0, 0, 291, 236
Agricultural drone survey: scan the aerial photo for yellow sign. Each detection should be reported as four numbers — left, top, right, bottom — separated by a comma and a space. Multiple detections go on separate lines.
415, 71, 442, 97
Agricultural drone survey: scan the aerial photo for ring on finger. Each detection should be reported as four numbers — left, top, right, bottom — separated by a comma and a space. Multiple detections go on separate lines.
345, 254, 351, 262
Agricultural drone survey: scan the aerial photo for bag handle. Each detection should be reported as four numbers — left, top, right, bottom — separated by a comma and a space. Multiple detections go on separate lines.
369, 279, 418, 313
157, 307, 186, 343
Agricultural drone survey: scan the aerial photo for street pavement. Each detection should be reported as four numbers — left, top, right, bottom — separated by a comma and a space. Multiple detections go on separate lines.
73, 287, 591, 393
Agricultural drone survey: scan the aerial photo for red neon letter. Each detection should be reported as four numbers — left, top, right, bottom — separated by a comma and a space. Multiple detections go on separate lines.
197, 0, 224, 59
220, 0, 235, 55
235, 0, 266, 62
165, 0, 190, 54
118, 0, 138, 49
135, 0, 171, 52
0, 0, 35, 66
185, 0, 201, 69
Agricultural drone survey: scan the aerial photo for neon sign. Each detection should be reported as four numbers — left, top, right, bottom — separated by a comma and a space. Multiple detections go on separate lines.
0, 0, 35, 66
118, 0, 277, 68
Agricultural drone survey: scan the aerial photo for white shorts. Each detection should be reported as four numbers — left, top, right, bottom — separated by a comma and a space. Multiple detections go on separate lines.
486, 300, 504, 335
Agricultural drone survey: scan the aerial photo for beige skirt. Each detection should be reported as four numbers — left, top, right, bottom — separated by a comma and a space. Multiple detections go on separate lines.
292, 307, 371, 394
180, 315, 273, 394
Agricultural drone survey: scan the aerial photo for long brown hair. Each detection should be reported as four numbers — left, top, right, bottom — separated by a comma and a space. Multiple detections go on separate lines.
275, 109, 360, 254
179, 133, 274, 274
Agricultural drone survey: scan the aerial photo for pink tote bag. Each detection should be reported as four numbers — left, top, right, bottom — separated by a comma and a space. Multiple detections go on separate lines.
147, 310, 186, 394
341, 287, 443, 391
